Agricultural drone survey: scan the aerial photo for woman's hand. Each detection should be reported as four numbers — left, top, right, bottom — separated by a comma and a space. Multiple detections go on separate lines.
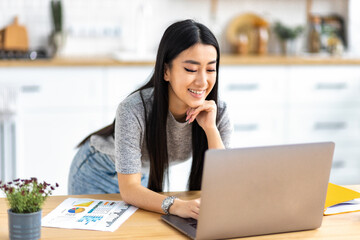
186, 100, 217, 132
186, 100, 225, 149
170, 198, 201, 220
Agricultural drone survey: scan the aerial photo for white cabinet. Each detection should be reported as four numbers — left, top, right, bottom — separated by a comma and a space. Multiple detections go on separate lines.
219, 66, 286, 106
287, 108, 360, 144
16, 111, 103, 195
0, 66, 156, 194
287, 66, 360, 185
2, 68, 104, 109
1, 64, 360, 194
288, 66, 360, 106
229, 107, 285, 148
103, 66, 153, 123
0, 67, 106, 195
221, 65, 360, 185
219, 66, 287, 148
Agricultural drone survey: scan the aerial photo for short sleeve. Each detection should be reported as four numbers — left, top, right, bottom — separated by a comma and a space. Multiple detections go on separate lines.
114, 101, 144, 174
216, 101, 233, 148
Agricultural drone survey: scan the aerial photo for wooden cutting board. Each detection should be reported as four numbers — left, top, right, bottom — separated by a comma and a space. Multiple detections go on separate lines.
0, 16, 29, 51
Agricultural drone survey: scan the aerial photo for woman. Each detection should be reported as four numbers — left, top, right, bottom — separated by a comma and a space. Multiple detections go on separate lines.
68, 19, 232, 219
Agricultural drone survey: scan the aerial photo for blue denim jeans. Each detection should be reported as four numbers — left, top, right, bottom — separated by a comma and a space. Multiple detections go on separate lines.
68, 141, 148, 195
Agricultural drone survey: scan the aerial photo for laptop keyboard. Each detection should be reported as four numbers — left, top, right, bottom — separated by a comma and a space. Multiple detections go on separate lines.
186, 218, 198, 229
189, 222, 198, 229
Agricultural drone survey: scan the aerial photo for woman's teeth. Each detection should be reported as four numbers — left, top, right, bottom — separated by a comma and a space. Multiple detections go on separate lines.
188, 89, 204, 95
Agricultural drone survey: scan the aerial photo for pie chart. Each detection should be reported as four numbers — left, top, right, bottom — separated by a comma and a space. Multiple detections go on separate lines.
68, 207, 85, 214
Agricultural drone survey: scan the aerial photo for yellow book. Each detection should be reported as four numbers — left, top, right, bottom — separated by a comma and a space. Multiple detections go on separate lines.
324, 183, 360, 215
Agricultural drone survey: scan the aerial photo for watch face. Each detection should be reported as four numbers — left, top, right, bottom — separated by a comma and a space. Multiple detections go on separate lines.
162, 196, 175, 214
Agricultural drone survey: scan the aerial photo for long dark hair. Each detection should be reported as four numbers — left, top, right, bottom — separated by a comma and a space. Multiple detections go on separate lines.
78, 19, 220, 192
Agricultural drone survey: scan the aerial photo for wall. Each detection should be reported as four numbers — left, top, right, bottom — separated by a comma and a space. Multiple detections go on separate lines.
0, 0, 350, 56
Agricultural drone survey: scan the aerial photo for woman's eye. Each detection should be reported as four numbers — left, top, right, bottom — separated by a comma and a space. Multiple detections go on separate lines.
207, 69, 216, 72
184, 68, 196, 73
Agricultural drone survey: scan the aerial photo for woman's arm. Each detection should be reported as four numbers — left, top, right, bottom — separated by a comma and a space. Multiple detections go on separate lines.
203, 127, 225, 149
118, 173, 200, 219
186, 100, 226, 150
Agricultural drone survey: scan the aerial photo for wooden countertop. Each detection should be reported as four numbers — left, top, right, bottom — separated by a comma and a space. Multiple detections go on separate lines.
1, 55, 360, 67
1, 186, 360, 239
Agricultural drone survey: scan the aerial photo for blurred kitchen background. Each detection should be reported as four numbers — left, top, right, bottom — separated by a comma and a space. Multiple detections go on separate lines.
1, 0, 360, 195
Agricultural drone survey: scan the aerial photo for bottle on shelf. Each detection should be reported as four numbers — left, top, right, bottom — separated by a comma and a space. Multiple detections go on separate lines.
308, 15, 322, 53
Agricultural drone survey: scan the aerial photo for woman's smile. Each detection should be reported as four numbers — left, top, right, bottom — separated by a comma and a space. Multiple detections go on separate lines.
188, 88, 206, 98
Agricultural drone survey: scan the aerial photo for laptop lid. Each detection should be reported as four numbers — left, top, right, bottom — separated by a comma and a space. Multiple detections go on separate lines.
195, 142, 334, 240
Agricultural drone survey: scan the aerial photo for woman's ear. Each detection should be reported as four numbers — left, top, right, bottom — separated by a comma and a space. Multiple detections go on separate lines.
164, 63, 170, 82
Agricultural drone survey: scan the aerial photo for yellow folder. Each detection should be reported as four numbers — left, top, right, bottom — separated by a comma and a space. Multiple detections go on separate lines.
324, 183, 360, 215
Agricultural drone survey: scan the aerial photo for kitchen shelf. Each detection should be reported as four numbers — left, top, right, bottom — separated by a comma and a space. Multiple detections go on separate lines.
1, 54, 360, 67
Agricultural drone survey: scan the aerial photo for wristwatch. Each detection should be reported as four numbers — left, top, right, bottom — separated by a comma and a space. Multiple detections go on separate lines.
161, 196, 177, 215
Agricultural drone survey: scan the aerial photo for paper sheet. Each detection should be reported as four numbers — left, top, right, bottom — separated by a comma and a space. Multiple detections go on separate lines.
324, 199, 360, 215
41, 198, 137, 232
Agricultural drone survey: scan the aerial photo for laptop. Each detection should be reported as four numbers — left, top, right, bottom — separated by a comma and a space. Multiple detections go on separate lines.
162, 142, 335, 240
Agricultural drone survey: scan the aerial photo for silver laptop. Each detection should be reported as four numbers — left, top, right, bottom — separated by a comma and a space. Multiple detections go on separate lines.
162, 142, 335, 240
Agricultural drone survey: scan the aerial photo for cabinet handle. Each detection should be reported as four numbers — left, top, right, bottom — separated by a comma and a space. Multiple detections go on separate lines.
313, 122, 346, 130
234, 124, 258, 131
21, 85, 40, 93
332, 160, 345, 169
315, 82, 347, 90
227, 83, 259, 91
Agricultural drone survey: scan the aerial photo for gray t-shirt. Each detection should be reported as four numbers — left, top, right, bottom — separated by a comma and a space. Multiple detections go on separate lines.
90, 88, 232, 177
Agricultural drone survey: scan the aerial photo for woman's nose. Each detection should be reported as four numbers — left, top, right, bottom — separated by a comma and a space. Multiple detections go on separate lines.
195, 70, 207, 86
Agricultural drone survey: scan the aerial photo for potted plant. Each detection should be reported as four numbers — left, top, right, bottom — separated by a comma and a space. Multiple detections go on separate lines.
0, 178, 58, 240
50, 0, 64, 57
273, 21, 304, 55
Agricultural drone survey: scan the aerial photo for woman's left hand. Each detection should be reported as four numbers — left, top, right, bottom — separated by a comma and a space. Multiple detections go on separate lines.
186, 100, 217, 131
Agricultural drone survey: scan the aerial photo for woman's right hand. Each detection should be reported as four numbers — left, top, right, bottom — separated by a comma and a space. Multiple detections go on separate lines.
170, 198, 201, 220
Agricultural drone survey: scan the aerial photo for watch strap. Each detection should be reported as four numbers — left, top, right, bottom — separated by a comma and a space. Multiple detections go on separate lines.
162, 196, 177, 215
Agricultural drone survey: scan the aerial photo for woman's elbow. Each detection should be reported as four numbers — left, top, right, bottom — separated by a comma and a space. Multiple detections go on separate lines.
117, 173, 142, 203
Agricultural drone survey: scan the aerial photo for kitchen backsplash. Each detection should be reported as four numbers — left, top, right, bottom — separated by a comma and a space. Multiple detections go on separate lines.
0, 0, 352, 56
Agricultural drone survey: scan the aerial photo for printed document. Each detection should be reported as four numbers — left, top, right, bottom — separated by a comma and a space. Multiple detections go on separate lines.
41, 198, 137, 232
324, 199, 360, 215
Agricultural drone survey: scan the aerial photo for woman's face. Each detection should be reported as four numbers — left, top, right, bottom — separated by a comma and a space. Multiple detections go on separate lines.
164, 43, 217, 115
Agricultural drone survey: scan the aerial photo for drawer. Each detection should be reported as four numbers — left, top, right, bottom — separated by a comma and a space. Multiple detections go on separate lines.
332, 147, 360, 170
16, 110, 105, 195
330, 167, 360, 185
228, 106, 285, 148
105, 66, 153, 108
329, 147, 360, 184
289, 66, 360, 105
219, 66, 286, 105
287, 108, 360, 144
1, 67, 104, 109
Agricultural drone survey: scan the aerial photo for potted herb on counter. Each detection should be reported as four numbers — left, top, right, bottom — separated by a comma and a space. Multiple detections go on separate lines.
0, 178, 58, 240
273, 21, 303, 55
50, 0, 64, 57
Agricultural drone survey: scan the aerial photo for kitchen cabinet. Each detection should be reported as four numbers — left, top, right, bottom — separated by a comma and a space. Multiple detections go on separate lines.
103, 66, 153, 123
220, 65, 360, 185
219, 66, 287, 148
1, 63, 360, 195
0, 66, 155, 195
16, 111, 103, 194
0, 67, 106, 195
286, 66, 360, 185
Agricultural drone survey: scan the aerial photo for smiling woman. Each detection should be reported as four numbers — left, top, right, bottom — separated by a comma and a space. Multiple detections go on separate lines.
67, 19, 232, 220
165, 43, 218, 124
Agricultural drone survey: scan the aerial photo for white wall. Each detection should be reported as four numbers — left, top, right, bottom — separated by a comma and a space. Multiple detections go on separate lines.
0, 0, 351, 56
348, 0, 360, 55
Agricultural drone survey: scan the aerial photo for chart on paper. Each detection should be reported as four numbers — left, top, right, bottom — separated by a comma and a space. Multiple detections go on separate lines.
41, 198, 138, 232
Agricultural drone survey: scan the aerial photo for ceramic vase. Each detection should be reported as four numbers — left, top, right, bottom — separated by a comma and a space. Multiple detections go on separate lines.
50, 31, 66, 57
280, 39, 296, 55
